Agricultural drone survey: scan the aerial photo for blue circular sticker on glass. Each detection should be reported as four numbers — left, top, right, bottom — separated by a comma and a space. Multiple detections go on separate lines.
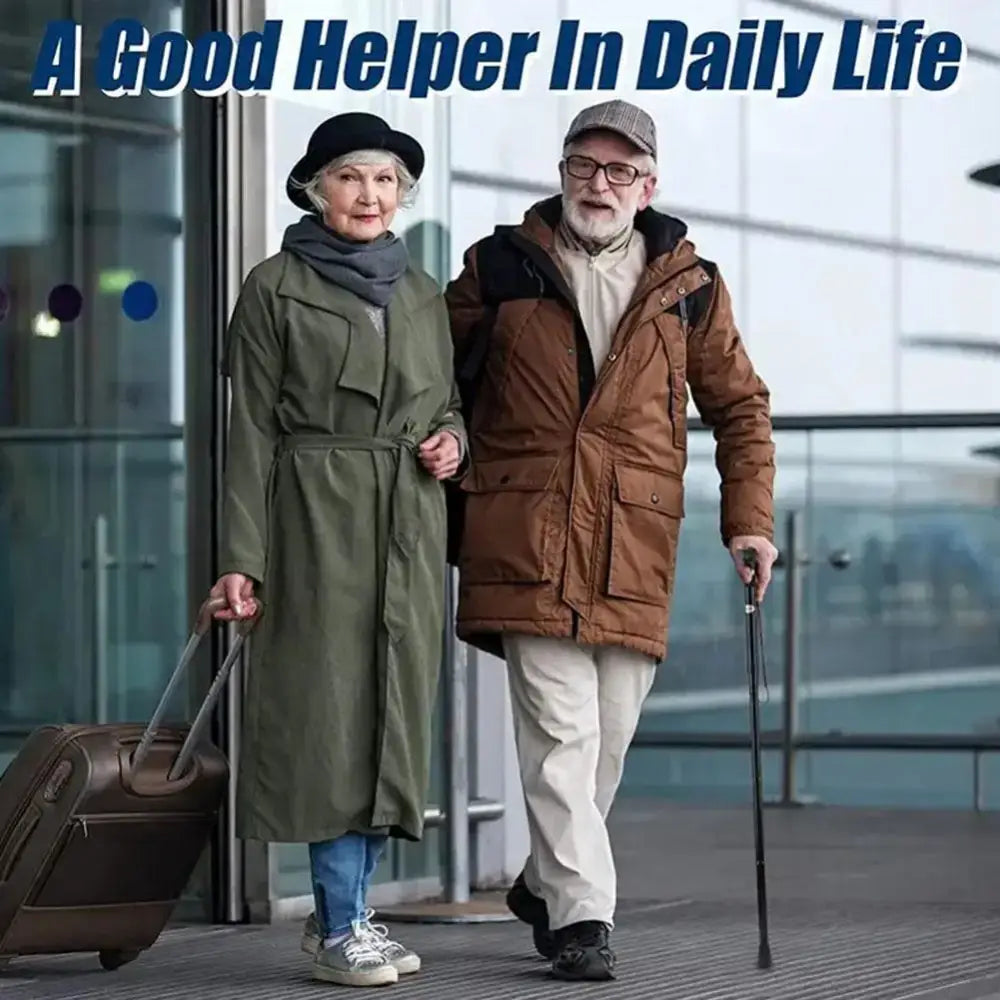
122, 281, 158, 321
48, 284, 83, 322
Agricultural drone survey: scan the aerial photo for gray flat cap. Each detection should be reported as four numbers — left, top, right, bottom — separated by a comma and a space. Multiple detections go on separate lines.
563, 100, 657, 160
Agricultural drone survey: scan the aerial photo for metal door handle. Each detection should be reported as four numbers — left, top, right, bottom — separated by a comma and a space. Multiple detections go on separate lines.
88, 516, 159, 724
92, 515, 110, 724
774, 548, 852, 570
828, 549, 851, 570
82, 555, 158, 569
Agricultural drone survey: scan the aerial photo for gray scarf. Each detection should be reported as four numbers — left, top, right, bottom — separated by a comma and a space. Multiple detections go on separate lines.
281, 214, 409, 307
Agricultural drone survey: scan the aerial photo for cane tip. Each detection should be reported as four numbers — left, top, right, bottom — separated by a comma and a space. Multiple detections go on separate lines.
757, 943, 773, 970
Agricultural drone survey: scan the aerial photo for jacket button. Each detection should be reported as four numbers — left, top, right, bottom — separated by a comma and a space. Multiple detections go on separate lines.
608, 352, 617, 362
677, 286, 685, 296
651, 493, 659, 503
660, 295, 667, 305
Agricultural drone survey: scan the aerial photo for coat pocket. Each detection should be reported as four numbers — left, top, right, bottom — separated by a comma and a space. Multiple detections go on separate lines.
607, 464, 684, 605
458, 455, 560, 584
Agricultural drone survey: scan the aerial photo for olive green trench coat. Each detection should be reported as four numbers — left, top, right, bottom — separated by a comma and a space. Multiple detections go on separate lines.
219, 249, 464, 845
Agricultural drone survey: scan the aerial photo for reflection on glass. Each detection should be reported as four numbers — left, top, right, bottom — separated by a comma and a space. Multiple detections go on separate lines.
629, 424, 1000, 810
0, 0, 186, 736
0, 117, 186, 724
800, 429, 1000, 731
0, 0, 198, 909
0, 438, 187, 729
642, 430, 805, 730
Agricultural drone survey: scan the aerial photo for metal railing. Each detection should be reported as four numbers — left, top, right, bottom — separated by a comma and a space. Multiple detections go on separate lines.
4, 410, 998, 441
630, 731, 1000, 812
636, 411, 1000, 812
691, 411, 1000, 430
423, 798, 506, 829
0, 427, 184, 442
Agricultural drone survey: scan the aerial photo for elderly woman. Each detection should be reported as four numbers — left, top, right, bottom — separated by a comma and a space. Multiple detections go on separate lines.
209, 112, 465, 988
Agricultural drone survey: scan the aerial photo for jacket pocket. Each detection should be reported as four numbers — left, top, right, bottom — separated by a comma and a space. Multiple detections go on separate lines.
458, 455, 560, 584
607, 464, 684, 605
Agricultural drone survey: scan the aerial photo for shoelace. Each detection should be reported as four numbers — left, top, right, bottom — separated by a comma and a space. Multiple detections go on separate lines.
341, 923, 386, 966
358, 911, 400, 952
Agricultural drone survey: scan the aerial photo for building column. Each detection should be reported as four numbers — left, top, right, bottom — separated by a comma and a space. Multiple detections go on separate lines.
218, 0, 274, 924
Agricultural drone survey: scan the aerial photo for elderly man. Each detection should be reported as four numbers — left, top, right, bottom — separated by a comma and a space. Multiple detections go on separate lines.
444, 100, 777, 981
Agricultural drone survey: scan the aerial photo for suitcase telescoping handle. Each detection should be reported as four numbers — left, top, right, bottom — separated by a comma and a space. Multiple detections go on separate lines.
129, 594, 260, 784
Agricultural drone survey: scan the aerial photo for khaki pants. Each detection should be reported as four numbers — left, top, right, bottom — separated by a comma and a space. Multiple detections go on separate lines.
502, 633, 656, 930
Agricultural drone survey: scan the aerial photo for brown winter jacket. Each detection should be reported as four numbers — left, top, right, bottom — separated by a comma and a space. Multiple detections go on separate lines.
444, 196, 775, 661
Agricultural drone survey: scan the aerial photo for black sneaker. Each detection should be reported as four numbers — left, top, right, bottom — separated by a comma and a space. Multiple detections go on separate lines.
550, 921, 616, 981
505, 872, 556, 959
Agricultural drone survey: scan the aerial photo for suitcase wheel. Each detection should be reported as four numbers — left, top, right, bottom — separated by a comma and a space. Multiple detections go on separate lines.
98, 949, 141, 971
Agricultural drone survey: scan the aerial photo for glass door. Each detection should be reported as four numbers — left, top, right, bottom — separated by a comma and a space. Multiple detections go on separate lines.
0, 0, 212, 918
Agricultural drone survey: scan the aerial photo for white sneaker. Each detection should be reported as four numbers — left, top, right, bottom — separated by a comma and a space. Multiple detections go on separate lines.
311, 922, 398, 987
302, 910, 420, 975
358, 909, 421, 975
301, 913, 322, 956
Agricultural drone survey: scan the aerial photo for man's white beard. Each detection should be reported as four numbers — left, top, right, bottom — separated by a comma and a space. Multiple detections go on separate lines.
562, 196, 633, 245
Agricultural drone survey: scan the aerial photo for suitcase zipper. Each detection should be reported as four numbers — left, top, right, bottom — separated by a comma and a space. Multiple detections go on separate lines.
1, 726, 123, 860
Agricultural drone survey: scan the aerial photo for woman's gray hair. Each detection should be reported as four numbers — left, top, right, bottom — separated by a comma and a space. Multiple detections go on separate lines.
289, 149, 418, 215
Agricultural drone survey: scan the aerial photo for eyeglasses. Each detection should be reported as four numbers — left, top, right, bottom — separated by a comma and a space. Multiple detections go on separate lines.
563, 154, 643, 186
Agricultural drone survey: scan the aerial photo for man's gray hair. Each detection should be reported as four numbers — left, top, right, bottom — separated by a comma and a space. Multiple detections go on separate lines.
289, 149, 418, 214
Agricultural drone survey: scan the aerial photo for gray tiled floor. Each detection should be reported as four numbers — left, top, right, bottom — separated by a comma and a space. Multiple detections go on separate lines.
3, 800, 1000, 999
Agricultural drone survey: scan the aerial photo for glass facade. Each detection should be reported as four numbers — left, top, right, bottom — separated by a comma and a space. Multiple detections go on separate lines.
0, 0, 211, 912
630, 424, 1000, 806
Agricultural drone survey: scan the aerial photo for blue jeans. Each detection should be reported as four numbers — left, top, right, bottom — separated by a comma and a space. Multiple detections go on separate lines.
309, 833, 388, 938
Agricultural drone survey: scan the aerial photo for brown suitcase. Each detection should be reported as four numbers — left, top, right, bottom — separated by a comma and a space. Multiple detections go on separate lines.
0, 596, 256, 970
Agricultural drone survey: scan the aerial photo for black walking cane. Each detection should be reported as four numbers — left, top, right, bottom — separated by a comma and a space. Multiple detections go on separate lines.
741, 548, 773, 970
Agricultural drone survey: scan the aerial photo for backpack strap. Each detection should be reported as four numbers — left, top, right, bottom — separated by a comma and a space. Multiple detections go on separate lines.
456, 240, 498, 385
454, 230, 512, 403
